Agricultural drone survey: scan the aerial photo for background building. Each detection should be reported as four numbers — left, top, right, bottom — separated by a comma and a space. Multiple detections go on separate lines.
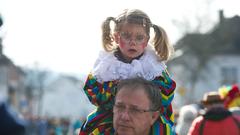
169, 10, 240, 108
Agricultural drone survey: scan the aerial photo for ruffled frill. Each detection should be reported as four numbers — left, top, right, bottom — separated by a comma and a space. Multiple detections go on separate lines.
92, 46, 167, 82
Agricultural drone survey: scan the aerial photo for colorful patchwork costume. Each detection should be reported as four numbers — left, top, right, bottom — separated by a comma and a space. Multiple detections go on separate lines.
80, 47, 176, 135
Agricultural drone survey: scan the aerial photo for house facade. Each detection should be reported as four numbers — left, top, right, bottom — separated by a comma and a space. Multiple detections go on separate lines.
169, 10, 240, 108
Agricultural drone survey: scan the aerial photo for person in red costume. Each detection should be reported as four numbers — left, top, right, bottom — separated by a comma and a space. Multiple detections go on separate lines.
188, 91, 240, 135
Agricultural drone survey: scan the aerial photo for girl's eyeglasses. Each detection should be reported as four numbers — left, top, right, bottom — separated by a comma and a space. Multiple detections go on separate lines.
119, 32, 148, 45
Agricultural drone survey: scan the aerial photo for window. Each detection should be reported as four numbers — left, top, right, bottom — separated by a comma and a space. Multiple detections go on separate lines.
221, 67, 238, 85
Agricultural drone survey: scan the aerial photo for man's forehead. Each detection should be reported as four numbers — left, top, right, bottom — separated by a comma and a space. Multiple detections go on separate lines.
115, 89, 150, 107
115, 101, 141, 108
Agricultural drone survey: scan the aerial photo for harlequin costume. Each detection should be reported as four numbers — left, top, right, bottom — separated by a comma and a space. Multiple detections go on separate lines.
219, 84, 240, 108
80, 46, 176, 135
218, 84, 240, 115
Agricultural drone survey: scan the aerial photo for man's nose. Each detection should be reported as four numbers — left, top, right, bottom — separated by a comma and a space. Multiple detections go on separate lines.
120, 110, 131, 120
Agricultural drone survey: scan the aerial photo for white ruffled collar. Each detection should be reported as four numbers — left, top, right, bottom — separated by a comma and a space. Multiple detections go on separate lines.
92, 46, 167, 82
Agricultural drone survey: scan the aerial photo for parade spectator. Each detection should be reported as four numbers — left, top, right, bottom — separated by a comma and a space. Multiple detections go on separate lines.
176, 103, 203, 135
188, 91, 240, 135
0, 102, 26, 135
113, 77, 164, 135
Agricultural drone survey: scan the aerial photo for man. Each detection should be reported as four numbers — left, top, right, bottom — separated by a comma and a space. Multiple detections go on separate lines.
187, 91, 240, 135
113, 77, 165, 135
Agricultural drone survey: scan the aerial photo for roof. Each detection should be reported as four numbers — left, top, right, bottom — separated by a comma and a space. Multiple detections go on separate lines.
174, 12, 240, 56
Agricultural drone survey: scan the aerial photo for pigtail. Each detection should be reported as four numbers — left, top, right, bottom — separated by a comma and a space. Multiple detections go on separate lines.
102, 17, 116, 52
151, 24, 174, 61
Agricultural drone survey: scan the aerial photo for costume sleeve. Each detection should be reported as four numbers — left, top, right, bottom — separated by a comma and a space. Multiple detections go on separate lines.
152, 70, 176, 126
152, 70, 176, 106
83, 74, 116, 109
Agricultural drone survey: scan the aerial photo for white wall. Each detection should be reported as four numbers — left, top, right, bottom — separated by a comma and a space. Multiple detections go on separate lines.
193, 55, 240, 101
172, 55, 240, 107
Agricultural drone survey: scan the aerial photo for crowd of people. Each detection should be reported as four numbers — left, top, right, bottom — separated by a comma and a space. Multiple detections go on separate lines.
0, 101, 85, 135
1, 8, 240, 135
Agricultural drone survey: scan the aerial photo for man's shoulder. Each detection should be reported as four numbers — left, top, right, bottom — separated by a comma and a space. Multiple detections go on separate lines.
192, 115, 205, 124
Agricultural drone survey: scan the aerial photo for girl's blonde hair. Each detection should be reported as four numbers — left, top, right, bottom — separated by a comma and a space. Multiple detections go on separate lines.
102, 9, 174, 61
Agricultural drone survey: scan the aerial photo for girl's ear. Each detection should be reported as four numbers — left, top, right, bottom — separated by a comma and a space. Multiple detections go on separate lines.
114, 33, 120, 44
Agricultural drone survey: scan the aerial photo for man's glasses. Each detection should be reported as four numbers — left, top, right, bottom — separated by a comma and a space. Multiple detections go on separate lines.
119, 32, 148, 45
113, 104, 156, 117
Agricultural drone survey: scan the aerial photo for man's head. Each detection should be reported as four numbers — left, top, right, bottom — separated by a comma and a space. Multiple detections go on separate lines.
113, 77, 161, 135
201, 91, 224, 109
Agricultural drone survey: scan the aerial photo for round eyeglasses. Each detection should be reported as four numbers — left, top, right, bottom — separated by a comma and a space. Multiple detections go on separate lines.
119, 32, 148, 45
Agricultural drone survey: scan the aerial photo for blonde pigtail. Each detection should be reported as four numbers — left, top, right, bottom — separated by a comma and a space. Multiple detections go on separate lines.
151, 24, 173, 61
102, 17, 116, 52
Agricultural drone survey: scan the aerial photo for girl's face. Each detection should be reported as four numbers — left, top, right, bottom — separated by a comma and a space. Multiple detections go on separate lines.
114, 23, 149, 61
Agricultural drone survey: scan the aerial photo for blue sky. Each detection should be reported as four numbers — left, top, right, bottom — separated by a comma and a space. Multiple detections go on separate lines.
0, 0, 239, 75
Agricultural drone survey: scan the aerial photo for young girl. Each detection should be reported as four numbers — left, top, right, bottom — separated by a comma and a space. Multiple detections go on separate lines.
80, 9, 176, 135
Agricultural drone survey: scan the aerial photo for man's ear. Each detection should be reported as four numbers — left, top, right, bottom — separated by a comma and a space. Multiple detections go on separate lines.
151, 111, 159, 125
114, 33, 120, 44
